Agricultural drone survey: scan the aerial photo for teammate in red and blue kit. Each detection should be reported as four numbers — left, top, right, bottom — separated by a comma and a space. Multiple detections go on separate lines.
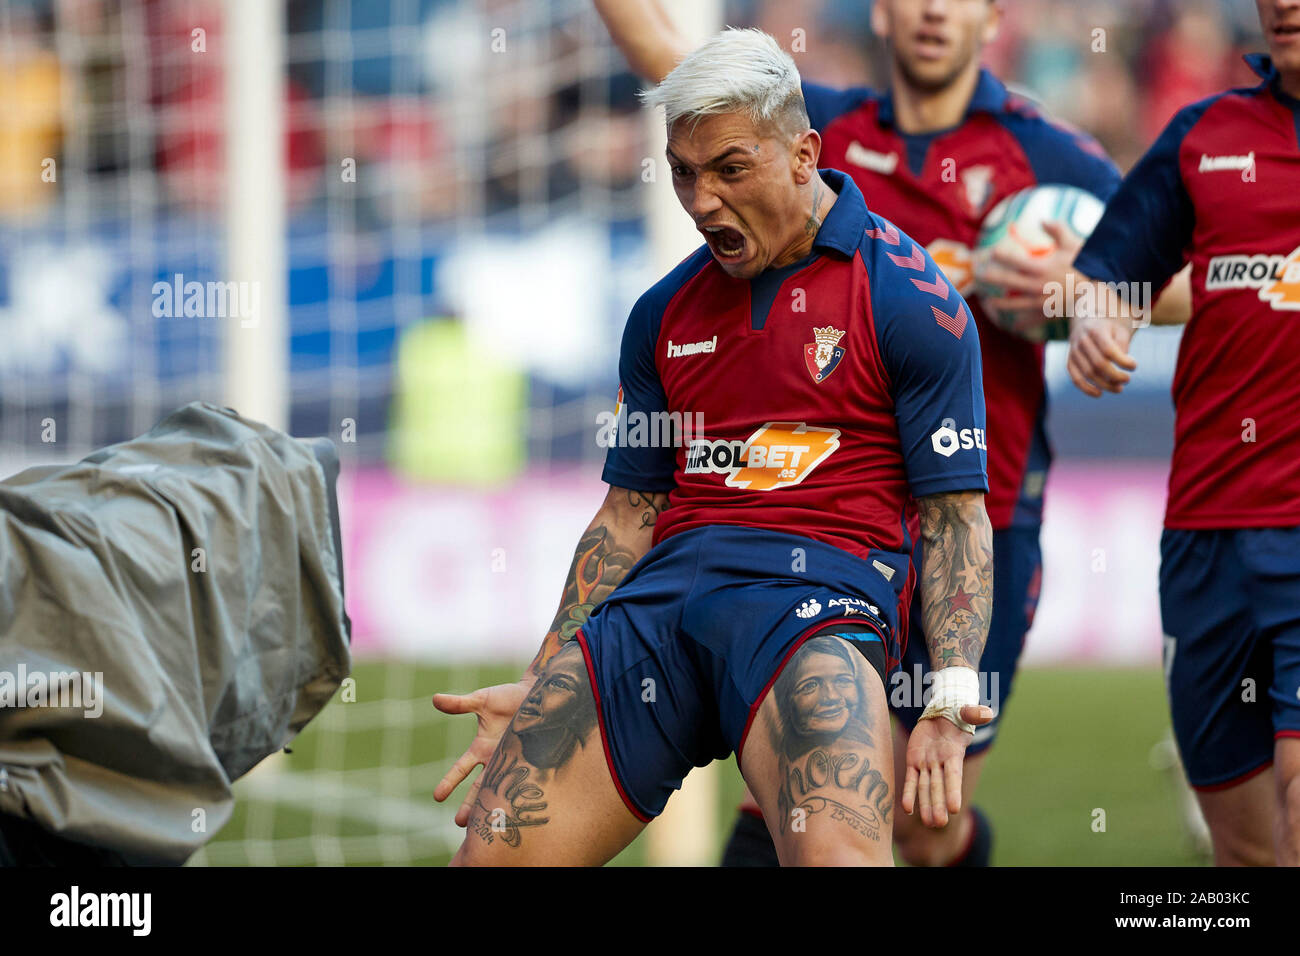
1068, 0, 1300, 868
595, 0, 1163, 867
433, 29, 994, 867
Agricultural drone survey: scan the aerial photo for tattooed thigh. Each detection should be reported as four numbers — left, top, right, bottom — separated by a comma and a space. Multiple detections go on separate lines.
747, 635, 894, 851
458, 640, 643, 864
468, 641, 598, 845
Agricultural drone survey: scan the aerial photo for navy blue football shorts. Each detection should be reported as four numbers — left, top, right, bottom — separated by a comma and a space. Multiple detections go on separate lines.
575, 524, 907, 821
1160, 527, 1300, 790
890, 525, 1042, 756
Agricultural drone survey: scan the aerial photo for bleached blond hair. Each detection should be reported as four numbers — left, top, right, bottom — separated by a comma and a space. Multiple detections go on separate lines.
639, 28, 810, 139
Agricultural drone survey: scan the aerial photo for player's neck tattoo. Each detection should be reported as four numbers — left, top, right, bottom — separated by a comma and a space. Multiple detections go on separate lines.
804, 177, 826, 237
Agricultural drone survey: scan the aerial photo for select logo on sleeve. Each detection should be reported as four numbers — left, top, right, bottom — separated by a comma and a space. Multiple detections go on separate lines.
685, 422, 840, 490
931, 418, 987, 458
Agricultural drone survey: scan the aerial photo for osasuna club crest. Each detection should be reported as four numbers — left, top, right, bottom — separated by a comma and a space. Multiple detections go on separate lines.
961, 164, 995, 216
804, 325, 846, 384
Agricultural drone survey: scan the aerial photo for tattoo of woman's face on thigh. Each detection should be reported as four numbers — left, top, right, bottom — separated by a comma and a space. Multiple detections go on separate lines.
767, 637, 891, 837
510, 641, 598, 770
769, 636, 874, 758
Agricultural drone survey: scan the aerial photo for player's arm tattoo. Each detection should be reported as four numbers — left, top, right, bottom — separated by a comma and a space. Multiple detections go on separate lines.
527, 487, 669, 678
481, 488, 666, 847
624, 487, 670, 530
916, 490, 994, 672
765, 637, 891, 841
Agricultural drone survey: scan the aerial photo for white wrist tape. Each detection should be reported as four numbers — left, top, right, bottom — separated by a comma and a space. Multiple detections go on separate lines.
919, 666, 980, 734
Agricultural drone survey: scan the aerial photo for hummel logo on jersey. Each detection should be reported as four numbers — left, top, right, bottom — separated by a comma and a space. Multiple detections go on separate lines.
1206, 247, 1300, 310
795, 600, 823, 619
845, 142, 898, 175
931, 419, 987, 458
1198, 151, 1254, 173
685, 422, 840, 490
666, 335, 718, 358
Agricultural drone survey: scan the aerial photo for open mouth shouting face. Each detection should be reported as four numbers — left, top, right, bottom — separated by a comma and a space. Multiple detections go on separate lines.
666, 111, 817, 280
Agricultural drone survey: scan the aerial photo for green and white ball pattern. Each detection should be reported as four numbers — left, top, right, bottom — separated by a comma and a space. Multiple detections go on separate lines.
973, 184, 1105, 343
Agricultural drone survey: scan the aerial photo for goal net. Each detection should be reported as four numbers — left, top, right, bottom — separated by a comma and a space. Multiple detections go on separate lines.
1, 0, 720, 866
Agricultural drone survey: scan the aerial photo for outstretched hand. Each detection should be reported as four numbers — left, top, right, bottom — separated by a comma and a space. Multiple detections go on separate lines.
432, 682, 530, 827
901, 704, 994, 828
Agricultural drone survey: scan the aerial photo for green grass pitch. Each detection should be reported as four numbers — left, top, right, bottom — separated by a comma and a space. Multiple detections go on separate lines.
201, 664, 1208, 866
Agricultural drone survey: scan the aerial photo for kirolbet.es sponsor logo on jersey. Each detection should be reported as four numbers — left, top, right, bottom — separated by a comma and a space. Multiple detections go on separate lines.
930, 417, 987, 458
685, 422, 840, 490
1205, 246, 1300, 311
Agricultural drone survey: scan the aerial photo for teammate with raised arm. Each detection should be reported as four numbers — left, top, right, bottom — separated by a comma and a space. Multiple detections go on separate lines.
1068, 0, 1300, 867
433, 29, 993, 866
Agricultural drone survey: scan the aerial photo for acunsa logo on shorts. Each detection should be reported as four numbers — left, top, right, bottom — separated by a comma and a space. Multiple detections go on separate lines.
930, 418, 986, 458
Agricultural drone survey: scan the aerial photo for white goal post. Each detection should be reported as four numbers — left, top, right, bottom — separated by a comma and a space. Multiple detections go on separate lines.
224, 0, 288, 431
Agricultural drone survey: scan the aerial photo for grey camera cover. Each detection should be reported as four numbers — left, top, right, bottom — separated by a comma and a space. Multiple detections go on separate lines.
0, 402, 351, 863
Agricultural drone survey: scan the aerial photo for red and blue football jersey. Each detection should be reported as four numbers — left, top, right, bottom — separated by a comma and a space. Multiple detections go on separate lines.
1075, 54, 1300, 529
603, 169, 988, 568
803, 70, 1121, 529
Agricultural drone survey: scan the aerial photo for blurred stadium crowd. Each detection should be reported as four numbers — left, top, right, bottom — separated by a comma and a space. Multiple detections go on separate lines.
0, 0, 1268, 466
3, 0, 1268, 216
